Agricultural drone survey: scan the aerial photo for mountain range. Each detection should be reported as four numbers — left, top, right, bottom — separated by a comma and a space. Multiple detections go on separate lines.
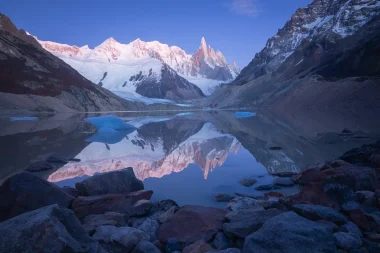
38, 36, 240, 100
207, 0, 380, 113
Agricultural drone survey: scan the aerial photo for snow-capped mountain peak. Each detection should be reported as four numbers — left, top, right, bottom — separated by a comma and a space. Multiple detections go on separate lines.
38, 36, 240, 97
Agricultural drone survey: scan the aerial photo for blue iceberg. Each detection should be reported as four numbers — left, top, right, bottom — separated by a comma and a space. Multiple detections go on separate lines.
84, 115, 136, 144
234, 112, 256, 118
84, 115, 136, 130
10, 116, 38, 121
86, 128, 135, 144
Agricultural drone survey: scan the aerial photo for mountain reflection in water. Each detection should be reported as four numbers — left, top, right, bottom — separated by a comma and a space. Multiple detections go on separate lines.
1, 110, 379, 207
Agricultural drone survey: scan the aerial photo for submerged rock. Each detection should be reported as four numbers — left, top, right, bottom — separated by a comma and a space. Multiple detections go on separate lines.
255, 184, 281, 191
273, 177, 294, 186
0, 172, 74, 222
75, 168, 144, 196
0, 204, 104, 253
239, 178, 257, 187
243, 212, 337, 253
215, 193, 235, 202
157, 205, 226, 245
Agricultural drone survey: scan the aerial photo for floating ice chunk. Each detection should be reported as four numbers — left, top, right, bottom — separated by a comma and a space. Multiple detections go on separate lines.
234, 112, 256, 118
86, 128, 135, 144
176, 112, 193, 116
84, 115, 136, 130
10, 116, 38, 121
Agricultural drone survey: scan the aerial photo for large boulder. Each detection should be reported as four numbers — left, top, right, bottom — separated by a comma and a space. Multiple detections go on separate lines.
339, 141, 380, 165
72, 194, 132, 219
243, 212, 337, 253
75, 168, 144, 196
157, 205, 226, 245
291, 204, 347, 224
226, 197, 258, 211
92, 225, 149, 252
0, 172, 74, 222
223, 208, 282, 238
0, 204, 104, 253
334, 232, 362, 250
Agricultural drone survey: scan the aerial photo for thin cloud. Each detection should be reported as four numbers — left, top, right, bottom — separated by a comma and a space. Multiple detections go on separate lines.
226, 0, 259, 17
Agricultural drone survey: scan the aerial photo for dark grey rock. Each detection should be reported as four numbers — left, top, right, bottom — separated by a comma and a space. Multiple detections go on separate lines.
136, 218, 159, 242
340, 221, 363, 238
215, 193, 235, 202
227, 197, 259, 211
292, 204, 347, 224
239, 178, 257, 187
0, 204, 104, 253
129, 200, 152, 217
47, 155, 68, 164
165, 238, 182, 253
255, 184, 281, 191
0, 172, 74, 222
75, 168, 144, 196
157, 206, 178, 223
334, 232, 362, 250
223, 208, 282, 238
324, 184, 355, 205
93, 225, 149, 252
274, 177, 295, 186
341, 201, 362, 212
61, 186, 80, 198
243, 212, 338, 253
83, 212, 126, 234
25, 161, 54, 172
213, 232, 232, 250
271, 172, 298, 177
132, 240, 161, 253
149, 199, 179, 220
208, 249, 240, 253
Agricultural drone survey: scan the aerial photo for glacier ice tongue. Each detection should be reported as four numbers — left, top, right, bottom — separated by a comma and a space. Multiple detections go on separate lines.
234, 112, 256, 118
84, 115, 136, 130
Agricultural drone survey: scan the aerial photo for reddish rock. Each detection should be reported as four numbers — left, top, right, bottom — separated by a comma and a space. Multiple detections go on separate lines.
264, 192, 284, 199
316, 166, 377, 192
348, 209, 372, 232
280, 183, 340, 210
72, 194, 132, 220
157, 205, 226, 245
126, 190, 153, 204
331, 160, 352, 168
182, 240, 215, 253
292, 168, 322, 185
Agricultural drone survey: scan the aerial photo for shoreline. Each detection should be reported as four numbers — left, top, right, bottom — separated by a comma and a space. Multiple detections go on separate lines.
0, 141, 379, 252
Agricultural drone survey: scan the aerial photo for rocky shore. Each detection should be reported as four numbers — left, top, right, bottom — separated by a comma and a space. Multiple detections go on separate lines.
0, 141, 380, 253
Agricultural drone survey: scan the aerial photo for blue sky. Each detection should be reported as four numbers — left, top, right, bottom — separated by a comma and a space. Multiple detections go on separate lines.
2, 0, 311, 67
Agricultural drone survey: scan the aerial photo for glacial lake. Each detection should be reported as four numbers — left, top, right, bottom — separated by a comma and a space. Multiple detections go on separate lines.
1, 110, 379, 208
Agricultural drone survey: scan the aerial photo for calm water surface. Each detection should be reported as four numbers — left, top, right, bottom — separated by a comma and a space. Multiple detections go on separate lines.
1, 110, 379, 208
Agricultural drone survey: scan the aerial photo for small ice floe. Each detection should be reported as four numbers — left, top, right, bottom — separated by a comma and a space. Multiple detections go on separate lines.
84, 115, 136, 144
234, 112, 256, 118
176, 112, 193, 117
10, 116, 38, 121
